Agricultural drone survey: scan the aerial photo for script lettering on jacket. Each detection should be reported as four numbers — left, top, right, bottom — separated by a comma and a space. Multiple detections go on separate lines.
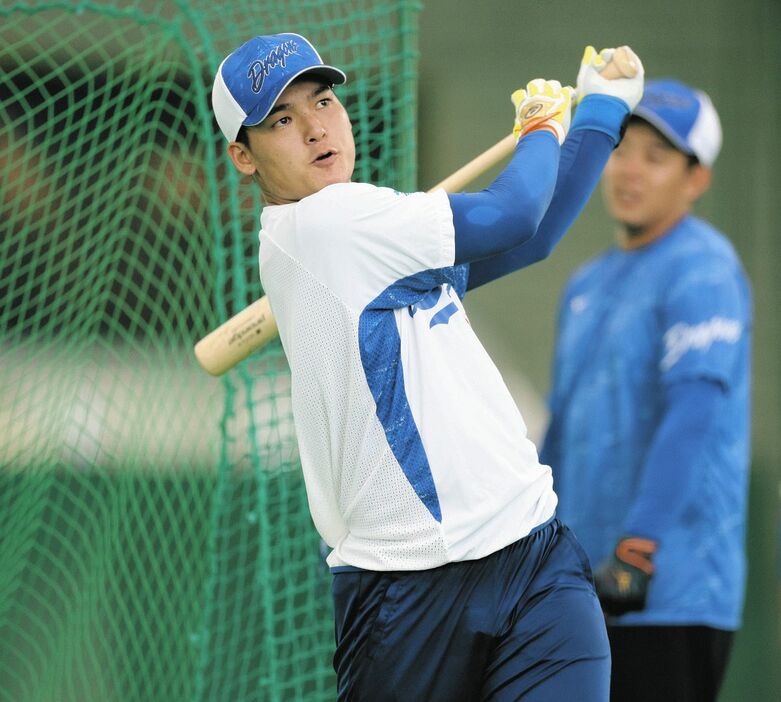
661, 316, 742, 371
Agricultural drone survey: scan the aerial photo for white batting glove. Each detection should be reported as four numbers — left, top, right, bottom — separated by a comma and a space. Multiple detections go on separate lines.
512, 79, 575, 146
576, 45, 644, 110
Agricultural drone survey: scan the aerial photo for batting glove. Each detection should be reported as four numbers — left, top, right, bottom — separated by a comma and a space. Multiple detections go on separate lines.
512, 79, 574, 146
593, 536, 658, 616
576, 45, 644, 110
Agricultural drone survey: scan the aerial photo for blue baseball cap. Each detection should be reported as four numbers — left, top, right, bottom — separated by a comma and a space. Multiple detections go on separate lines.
212, 33, 346, 142
633, 79, 722, 167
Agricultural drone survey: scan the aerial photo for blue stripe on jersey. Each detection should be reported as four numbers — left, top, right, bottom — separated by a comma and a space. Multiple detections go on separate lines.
359, 306, 442, 522
357, 266, 468, 523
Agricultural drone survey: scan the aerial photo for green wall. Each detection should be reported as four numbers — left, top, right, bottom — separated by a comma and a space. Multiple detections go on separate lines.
418, 1, 781, 699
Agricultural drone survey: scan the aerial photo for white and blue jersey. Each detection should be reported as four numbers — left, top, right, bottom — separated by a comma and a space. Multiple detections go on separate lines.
259, 183, 556, 571
542, 215, 752, 629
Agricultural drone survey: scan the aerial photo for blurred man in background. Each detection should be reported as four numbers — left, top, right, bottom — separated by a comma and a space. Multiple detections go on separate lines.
540, 79, 752, 701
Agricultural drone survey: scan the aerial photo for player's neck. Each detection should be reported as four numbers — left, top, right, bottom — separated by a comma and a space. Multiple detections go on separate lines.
617, 211, 689, 250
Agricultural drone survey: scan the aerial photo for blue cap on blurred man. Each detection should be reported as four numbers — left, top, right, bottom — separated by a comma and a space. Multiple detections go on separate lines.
633, 79, 722, 167
212, 33, 346, 142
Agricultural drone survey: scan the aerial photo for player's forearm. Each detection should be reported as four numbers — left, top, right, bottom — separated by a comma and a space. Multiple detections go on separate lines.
517, 95, 629, 262
465, 95, 628, 290
448, 130, 560, 265
622, 377, 725, 541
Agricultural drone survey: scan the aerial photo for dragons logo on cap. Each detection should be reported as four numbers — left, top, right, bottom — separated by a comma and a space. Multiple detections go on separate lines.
247, 39, 299, 94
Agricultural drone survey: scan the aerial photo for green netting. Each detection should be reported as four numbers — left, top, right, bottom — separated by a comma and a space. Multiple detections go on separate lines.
0, 2, 421, 700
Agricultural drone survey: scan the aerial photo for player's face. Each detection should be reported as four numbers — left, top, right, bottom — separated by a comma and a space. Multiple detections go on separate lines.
602, 121, 709, 247
240, 79, 355, 205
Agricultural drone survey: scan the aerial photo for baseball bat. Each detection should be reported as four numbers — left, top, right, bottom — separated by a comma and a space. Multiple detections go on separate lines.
194, 47, 639, 376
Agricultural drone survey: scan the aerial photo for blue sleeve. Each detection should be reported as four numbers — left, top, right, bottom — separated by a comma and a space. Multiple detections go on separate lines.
465, 95, 629, 290
448, 130, 560, 265
622, 378, 724, 541
659, 259, 747, 389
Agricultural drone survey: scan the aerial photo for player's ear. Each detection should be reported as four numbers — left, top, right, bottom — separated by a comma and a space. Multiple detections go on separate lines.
686, 163, 712, 203
227, 142, 258, 177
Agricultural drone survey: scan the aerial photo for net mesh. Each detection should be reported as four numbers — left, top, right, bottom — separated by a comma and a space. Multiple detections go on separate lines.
0, 2, 420, 700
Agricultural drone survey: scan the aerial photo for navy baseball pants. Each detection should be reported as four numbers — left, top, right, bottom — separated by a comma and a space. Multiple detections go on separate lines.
332, 518, 610, 701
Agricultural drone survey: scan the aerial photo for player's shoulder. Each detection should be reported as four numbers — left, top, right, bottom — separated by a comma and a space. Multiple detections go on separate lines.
660, 216, 752, 307
304, 181, 377, 203
304, 183, 451, 238
299, 182, 439, 222
260, 183, 377, 240
674, 215, 735, 257
302, 181, 409, 207
670, 215, 745, 275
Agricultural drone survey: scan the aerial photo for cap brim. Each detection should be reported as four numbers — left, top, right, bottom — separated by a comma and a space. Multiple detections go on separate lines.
243, 65, 347, 128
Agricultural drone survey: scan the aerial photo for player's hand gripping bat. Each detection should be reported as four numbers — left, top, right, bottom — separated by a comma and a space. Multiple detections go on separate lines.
194, 46, 640, 376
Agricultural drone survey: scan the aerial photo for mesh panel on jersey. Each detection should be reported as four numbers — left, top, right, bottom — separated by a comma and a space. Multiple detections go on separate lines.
260, 233, 450, 570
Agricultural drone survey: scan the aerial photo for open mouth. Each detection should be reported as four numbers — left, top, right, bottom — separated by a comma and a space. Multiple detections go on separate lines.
314, 151, 335, 162
614, 190, 641, 205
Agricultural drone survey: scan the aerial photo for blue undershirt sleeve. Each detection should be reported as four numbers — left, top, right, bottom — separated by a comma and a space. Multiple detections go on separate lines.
622, 377, 725, 542
462, 94, 629, 290
448, 130, 560, 265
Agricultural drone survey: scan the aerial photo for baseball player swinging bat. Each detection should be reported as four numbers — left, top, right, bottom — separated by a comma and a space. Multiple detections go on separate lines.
194, 46, 639, 376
